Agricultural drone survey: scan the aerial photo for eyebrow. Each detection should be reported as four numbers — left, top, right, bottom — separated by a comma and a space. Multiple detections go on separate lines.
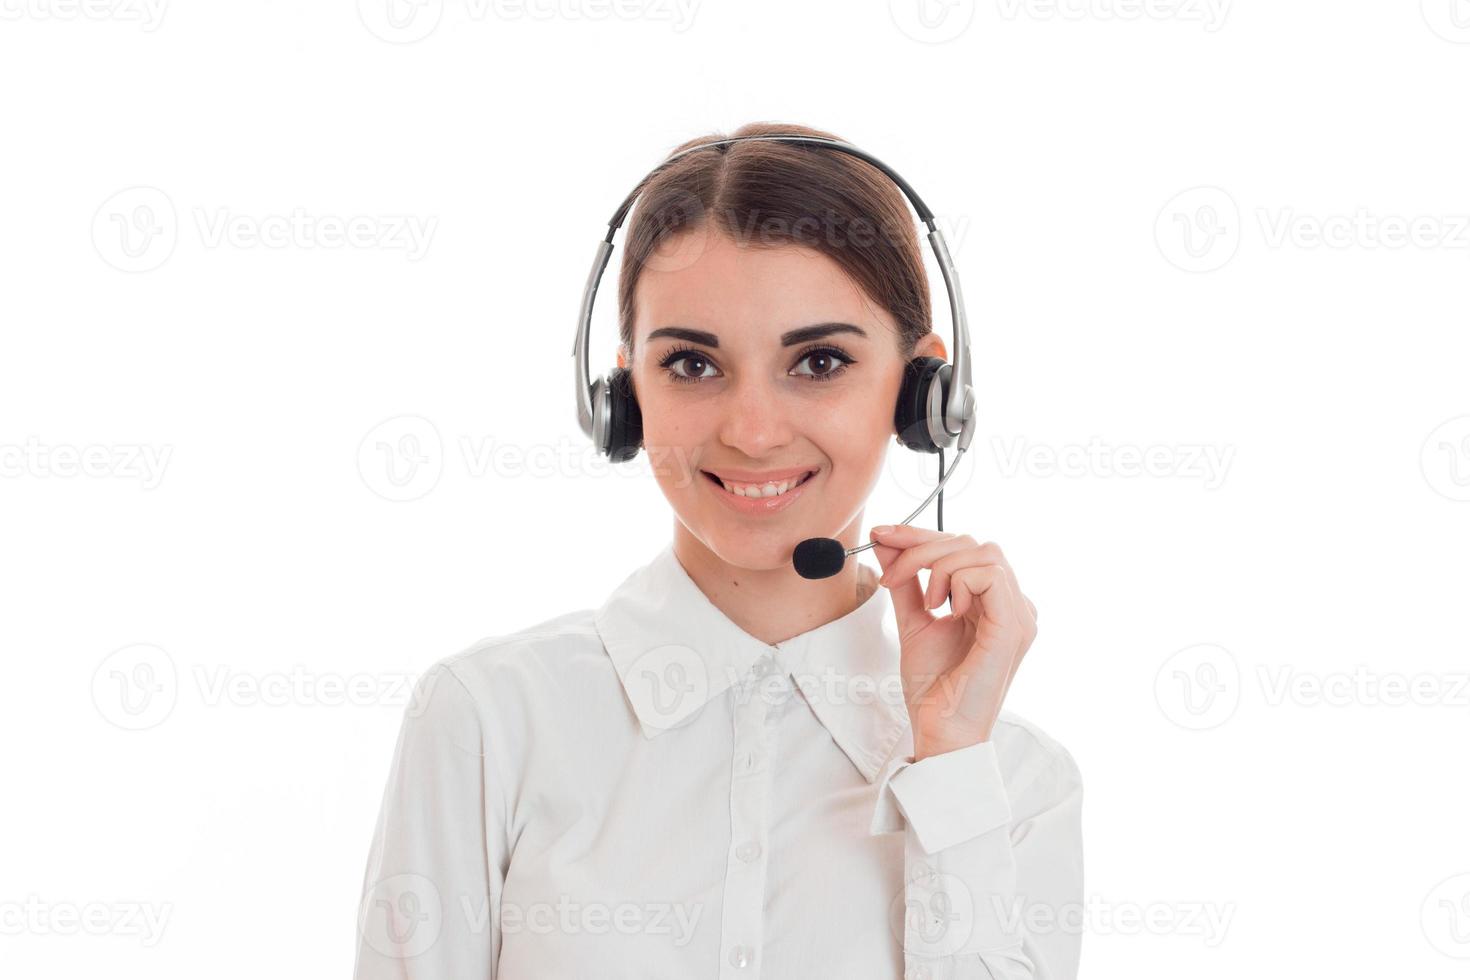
644, 322, 869, 349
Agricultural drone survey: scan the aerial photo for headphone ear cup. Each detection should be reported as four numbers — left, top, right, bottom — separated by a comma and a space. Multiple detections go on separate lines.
894, 356, 949, 453
604, 367, 643, 463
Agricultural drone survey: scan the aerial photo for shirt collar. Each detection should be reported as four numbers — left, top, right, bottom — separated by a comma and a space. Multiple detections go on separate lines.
594, 541, 909, 783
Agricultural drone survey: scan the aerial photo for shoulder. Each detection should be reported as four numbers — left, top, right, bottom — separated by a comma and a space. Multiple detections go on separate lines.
404, 607, 614, 730
990, 708, 1084, 802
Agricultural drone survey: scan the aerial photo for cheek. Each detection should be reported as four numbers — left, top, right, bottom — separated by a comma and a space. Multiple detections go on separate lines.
808, 394, 893, 453
636, 387, 709, 489
639, 387, 705, 446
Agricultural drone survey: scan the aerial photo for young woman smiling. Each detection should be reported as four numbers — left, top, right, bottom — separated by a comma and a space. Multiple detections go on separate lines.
352, 122, 1083, 980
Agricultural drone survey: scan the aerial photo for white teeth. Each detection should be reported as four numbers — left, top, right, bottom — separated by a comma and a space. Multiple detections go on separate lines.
717, 472, 811, 498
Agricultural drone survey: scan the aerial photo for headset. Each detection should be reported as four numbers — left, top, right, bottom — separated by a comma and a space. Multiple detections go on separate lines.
571, 134, 978, 579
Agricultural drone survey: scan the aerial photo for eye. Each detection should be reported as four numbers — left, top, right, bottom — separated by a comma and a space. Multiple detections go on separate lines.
790, 345, 856, 383
658, 344, 721, 384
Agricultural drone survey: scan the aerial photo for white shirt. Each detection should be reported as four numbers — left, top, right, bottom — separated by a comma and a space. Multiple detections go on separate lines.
352, 541, 1084, 980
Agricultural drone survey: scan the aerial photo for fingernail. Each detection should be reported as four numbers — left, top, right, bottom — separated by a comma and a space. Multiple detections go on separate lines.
872, 525, 894, 536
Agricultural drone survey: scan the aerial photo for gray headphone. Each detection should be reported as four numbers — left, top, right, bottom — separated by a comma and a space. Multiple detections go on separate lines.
572, 133, 976, 468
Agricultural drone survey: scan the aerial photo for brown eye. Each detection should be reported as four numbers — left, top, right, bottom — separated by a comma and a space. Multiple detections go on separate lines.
790, 345, 856, 382
659, 346, 721, 384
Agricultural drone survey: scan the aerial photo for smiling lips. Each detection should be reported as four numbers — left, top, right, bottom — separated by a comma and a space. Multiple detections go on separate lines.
700, 467, 819, 514
705, 469, 817, 498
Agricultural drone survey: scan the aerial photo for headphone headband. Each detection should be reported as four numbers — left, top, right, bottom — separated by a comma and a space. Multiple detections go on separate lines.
573, 133, 974, 458
602, 134, 939, 235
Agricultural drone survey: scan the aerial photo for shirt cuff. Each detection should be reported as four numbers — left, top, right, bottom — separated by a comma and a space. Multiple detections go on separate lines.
869, 740, 1012, 854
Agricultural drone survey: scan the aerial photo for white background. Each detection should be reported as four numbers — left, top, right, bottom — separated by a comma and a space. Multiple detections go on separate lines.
2, 1, 1469, 977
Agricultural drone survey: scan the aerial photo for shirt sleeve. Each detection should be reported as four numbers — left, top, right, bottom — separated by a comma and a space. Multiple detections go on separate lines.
352, 662, 509, 980
869, 738, 1084, 979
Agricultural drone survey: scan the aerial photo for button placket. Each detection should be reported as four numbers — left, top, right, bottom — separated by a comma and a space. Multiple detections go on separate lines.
717, 653, 781, 978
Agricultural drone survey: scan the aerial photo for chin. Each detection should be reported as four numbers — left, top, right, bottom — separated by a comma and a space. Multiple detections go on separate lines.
692, 524, 800, 572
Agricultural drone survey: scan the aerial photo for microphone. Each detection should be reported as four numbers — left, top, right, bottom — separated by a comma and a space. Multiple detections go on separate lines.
792, 408, 977, 580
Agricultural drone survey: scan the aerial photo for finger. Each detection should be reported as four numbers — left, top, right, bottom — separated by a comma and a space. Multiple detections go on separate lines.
923, 547, 1007, 611
949, 564, 1017, 629
868, 523, 953, 548
875, 532, 971, 588
869, 535, 931, 632
998, 560, 1037, 635
992, 567, 1031, 696
882, 534, 1002, 594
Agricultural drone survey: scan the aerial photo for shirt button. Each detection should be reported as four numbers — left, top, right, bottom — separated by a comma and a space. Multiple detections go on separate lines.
740, 751, 756, 771
905, 964, 931, 980
736, 840, 761, 862
727, 944, 753, 968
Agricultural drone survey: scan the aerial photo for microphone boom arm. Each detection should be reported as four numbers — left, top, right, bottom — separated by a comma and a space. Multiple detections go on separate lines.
845, 390, 977, 558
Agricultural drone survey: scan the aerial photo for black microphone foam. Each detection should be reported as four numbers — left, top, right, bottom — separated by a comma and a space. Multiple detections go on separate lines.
792, 538, 847, 580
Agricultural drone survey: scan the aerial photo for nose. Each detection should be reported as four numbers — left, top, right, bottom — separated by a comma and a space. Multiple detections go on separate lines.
716, 373, 796, 459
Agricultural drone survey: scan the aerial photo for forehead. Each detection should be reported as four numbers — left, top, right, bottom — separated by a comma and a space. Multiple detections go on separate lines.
632, 231, 892, 345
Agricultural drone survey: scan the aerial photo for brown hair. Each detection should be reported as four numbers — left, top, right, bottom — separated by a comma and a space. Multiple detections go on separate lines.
616, 121, 933, 363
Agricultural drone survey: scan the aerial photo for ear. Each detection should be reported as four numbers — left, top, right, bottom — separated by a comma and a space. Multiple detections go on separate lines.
615, 345, 636, 398
911, 331, 948, 362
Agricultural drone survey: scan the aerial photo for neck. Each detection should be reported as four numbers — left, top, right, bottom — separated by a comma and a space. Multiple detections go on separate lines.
671, 517, 877, 647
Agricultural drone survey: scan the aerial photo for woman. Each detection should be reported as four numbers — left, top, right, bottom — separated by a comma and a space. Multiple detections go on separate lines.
352, 122, 1083, 979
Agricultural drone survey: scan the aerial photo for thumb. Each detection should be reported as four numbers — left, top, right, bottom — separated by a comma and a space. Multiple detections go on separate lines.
870, 534, 930, 633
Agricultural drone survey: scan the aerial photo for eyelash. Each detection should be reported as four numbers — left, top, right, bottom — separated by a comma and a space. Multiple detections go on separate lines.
657, 343, 857, 385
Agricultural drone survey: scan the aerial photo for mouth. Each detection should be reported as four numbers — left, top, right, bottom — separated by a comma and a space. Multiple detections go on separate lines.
701, 468, 818, 499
